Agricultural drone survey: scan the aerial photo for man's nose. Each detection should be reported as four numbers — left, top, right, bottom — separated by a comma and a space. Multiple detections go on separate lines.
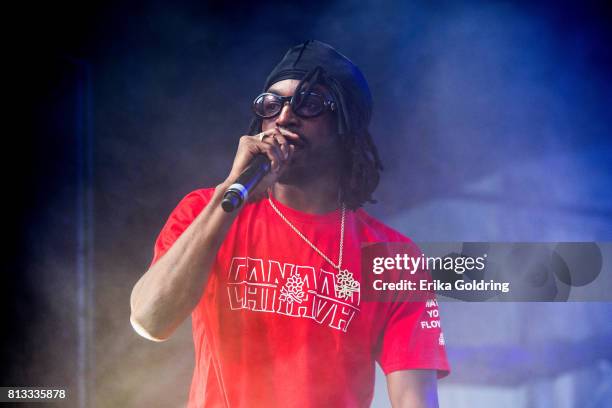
275, 102, 299, 127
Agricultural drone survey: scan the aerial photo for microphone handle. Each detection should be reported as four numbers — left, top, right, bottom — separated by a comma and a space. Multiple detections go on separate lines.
221, 155, 271, 212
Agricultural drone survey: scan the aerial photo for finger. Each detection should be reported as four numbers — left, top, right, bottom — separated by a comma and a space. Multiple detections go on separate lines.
287, 144, 296, 163
276, 127, 301, 146
268, 133, 290, 159
258, 140, 283, 171
252, 128, 278, 142
260, 130, 289, 162
275, 144, 296, 180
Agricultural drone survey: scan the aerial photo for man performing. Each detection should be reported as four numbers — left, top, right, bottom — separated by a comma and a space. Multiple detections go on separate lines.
130, 40, 449, 407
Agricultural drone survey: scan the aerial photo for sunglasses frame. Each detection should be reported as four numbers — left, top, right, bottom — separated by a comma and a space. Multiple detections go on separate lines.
252, 91, 336, 119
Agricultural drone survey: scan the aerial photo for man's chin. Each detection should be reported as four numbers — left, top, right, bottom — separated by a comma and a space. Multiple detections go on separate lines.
277, 150, 338, 185
277, 163, 314, 185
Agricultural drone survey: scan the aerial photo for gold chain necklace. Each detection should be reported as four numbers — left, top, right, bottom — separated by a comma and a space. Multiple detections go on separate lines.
267, 195, 360, 301
267, 196, 347, 273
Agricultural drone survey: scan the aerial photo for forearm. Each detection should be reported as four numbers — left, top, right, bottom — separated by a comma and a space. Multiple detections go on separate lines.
130, 181, 237, 341
130, 128, 294, 341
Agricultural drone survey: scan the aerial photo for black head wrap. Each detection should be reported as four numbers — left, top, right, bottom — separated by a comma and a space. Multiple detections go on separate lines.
256, 40, 373, 135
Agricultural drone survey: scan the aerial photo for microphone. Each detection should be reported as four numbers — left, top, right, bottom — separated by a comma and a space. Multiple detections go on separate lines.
221, 154, 271, 212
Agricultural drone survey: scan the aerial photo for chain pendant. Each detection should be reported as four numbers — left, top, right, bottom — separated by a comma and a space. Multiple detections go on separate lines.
335, 269, 360, 301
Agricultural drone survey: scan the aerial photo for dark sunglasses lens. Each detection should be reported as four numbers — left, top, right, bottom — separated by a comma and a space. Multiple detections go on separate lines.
253, 94, 282, 118
293, 93, 325, 117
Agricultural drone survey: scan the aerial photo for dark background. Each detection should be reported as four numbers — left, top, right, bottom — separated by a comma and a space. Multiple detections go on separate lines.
5, 1, 612, 407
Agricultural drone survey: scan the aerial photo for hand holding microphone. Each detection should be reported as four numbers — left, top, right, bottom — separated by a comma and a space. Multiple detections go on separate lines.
221, 128, 297, 212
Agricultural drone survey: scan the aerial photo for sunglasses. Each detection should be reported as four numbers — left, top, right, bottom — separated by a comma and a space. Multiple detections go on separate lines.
252, 91, 336, 119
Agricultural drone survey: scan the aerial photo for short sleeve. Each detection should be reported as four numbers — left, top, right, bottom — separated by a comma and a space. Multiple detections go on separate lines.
375, 297, 450, 378
149, 188, 216, 267
362, 239, 450, 378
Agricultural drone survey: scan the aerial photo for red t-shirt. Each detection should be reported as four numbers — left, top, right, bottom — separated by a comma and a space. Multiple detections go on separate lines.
150, 188, 450, 408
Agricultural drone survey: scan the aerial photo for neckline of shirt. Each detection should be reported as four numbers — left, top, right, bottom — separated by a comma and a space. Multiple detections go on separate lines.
266, 193, 345, 225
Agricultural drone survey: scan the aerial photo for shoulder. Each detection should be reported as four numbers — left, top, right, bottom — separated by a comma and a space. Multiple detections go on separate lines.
163, 187, 218, 225
150, 187, 218, 265
174, 187, 216, 210
181, 187, 216, 204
